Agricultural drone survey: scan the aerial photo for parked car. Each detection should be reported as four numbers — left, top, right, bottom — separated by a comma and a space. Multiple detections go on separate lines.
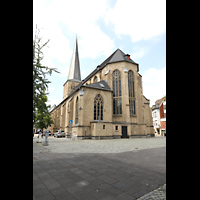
54, 130, 66, 138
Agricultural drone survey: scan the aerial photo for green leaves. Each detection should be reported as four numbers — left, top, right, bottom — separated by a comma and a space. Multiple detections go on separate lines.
33, 25, 59, 129
34, 89, 54, 130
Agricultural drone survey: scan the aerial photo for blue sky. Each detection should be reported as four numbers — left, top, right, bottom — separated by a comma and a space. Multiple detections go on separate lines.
33, 0, 166, 107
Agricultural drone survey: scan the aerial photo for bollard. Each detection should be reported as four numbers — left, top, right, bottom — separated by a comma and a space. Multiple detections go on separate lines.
43, 132, 49, 146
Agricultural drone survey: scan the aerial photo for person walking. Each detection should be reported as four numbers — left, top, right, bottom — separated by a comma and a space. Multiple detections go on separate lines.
38, 130, 42, 143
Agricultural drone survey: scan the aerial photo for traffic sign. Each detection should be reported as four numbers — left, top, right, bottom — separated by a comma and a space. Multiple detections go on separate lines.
69, 120, 73, 124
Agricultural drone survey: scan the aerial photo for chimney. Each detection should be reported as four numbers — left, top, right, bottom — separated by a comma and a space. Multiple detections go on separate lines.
125, 54, 130, 60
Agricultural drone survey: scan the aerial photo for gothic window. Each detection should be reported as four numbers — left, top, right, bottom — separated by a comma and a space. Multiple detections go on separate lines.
75, 97, 79, 124
113, 70, 122, 114
128, 70, 136, 115
94, 76, 98, 83
94, 94, 103, 120
67, 102, 70, 112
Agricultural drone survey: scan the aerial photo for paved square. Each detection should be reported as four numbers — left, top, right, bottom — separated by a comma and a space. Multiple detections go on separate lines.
33, 137, 166, 199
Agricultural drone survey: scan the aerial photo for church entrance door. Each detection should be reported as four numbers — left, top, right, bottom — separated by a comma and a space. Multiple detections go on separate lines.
121, 126, 129, 138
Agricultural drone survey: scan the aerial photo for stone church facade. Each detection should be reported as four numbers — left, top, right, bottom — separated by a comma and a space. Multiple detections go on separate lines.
49, 37, 154, 139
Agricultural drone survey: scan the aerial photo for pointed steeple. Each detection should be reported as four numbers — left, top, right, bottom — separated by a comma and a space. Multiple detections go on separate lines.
68, 36, 81, 81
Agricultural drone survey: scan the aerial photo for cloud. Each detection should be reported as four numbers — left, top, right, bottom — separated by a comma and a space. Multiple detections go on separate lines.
142, 67, 166, 106
78, 25, 115, 59
33, 1, 72, 73
105, 0, 166, 43
47, 98, 61, 107
131, 46, 148, 60
33, 0, 115, 70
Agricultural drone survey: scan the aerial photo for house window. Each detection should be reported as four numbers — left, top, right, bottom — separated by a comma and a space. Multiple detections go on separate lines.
113, 70, 122, 114
75, 97, 79, 124
115, 126, 118, 131
94, 94, 103, 120
128, 70, 136, 115
103, 125, 105, 129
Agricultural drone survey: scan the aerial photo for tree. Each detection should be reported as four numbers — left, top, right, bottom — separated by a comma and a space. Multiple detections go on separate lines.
33, 25, 59, 127
34, 89, 54, 131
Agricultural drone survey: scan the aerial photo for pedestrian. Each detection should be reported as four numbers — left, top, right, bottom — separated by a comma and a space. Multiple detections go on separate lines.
40, 130, 43, 138
39, 130, 42, 138
37, 130, 42, 143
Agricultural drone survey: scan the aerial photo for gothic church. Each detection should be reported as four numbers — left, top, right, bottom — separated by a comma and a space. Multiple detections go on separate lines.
49, 37, 154, 139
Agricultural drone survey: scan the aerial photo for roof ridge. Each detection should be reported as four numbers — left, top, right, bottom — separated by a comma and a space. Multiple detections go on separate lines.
98, 48, 119, 68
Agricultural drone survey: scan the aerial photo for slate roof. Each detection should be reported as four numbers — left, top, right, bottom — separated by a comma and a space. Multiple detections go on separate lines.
82, 48, 139, 85
82, 80, 112, 91
107, 48, 136, 64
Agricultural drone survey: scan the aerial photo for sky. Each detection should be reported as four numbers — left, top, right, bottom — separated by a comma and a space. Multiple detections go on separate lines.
33, 0, 166, 107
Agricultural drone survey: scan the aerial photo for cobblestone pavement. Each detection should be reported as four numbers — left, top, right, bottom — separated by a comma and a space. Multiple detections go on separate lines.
33, 136, 166, 154
137, 184, 166, 200
33, 137, 166, 199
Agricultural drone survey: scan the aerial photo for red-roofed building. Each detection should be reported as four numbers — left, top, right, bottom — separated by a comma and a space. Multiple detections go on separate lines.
159, 99, 166, 136
152, 97, 166, 136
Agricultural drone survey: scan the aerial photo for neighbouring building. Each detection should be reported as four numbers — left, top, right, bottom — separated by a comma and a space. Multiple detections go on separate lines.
48, 37, 154, 139
160, 100, 166, 136
152, 98, 166, 136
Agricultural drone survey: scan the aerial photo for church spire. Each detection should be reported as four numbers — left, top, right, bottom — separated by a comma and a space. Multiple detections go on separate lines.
68, 36, 81, 81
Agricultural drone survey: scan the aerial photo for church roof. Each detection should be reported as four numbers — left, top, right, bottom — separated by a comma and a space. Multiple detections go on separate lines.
68, 36, 81, 81
83, 80, 112, 91
98, 48, 137, 69
82, 48, 139, 85
104, 48, 136, 65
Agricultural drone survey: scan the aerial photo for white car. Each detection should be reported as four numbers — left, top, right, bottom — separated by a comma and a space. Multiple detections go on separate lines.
54, 130, 66, 138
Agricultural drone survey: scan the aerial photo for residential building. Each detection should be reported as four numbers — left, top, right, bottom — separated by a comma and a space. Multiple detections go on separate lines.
152, 98, 166, 136
160, 100, 166, 136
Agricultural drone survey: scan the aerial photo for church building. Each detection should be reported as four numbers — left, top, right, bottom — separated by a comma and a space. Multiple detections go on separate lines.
49, 37, 154, 139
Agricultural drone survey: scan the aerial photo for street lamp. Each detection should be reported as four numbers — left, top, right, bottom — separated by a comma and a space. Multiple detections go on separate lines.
98, 116, 100, 140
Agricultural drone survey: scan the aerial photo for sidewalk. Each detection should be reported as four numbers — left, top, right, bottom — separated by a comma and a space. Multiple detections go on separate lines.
33, 142, 166, 200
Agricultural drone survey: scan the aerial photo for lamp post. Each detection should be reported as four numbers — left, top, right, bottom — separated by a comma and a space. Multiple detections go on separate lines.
98, 116, 100, 140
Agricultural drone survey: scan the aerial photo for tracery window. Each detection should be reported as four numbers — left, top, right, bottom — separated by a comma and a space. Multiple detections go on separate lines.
113, 70, 122, 114
94, 94, 103, 120
94, 76, 98, 83
128, 70, 136, 115
75, 97, 79, 124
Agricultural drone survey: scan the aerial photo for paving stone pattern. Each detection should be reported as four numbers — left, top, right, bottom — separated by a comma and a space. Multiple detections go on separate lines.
33, 137, 166, 199
137, 184, 166, 200
33, 136, 166, 154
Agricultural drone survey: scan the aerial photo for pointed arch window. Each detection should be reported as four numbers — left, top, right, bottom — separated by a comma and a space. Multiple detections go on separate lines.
94, 94, 103, 120
128, 70, 136, 115
75, 97, 79, 124
94, 76, 98, 83
113, 70, 122, 114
